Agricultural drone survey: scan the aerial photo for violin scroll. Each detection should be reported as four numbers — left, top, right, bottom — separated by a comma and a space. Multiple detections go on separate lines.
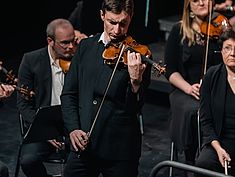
152, 60, 166, 76
14, 84, 35, 100
0, 62, 18, 85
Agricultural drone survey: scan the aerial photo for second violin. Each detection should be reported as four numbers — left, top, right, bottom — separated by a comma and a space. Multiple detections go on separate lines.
0, 61, 35, 100
200, 12, 232, 39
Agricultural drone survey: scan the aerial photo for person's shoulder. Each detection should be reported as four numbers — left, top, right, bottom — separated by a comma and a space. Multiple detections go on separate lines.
171, 21, 181, 30
170, 22, 182, 37
207, 63, 223, 73
79, 33, 101, 45
21, 47, 48, 64
24, 47, 48, 56
167, 21, 182, 43
86, 33, 101, 41
205, 63, 224, 79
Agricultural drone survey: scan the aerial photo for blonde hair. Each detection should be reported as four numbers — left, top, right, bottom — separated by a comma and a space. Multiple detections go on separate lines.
181, 0, 215, 46
181, 0, 195, 46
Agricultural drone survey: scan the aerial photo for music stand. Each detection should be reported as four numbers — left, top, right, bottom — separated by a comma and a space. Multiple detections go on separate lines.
23, 105, 64, 143
15, 105, 65, 177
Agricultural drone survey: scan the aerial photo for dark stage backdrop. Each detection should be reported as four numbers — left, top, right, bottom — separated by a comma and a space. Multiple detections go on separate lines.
0, 0, 182, 63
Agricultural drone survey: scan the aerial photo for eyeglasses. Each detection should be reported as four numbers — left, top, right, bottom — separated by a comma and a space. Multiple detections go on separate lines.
222, 45, 235, 53
190, 0, 208, 5
55, 37, 77, 49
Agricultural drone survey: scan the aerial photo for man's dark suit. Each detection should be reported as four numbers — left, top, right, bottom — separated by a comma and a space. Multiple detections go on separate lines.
17, 47, 58, 177
61, 34, 151, 163
17, 47, 52, 129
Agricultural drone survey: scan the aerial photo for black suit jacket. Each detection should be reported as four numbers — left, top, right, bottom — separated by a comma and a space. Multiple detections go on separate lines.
17, 47, 52, 129
200, 63, 227, 147
61, 34, 151, 160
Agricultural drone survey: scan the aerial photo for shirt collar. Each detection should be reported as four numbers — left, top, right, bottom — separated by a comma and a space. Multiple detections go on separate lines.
48, 46, 60, 68
98, 32, 110, 46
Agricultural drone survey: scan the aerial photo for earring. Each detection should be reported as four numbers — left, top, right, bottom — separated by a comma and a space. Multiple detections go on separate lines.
190, 11, 195, 18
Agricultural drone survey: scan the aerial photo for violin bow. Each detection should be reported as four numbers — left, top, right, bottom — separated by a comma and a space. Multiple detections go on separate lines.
197, 0, 214, 153
77, 44, 126, 158
224, 160, 228, 175
201, 0, 213, 83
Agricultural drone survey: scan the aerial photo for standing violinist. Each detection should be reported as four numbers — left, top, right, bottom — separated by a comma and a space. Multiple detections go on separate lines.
164, 0, 230, 176
60, 0, 151, 176
17, 18, 77, 177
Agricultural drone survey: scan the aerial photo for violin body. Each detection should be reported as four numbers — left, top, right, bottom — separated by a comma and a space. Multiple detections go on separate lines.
200, 12, 232, 39
102, 36, 151, 65
59, 59, 71, 73
0, 62, 34, 100
102, 36, 166, 75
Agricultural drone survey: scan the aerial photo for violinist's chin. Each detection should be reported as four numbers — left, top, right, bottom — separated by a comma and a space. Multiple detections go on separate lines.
110, 35, 127, 43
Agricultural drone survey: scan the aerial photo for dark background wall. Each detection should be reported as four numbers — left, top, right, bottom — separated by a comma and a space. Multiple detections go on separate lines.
0, 0, 182, 63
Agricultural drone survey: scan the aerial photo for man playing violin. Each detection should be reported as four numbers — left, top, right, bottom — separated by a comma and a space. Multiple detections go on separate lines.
60, 0, 151, 177
17, 18, 77, 177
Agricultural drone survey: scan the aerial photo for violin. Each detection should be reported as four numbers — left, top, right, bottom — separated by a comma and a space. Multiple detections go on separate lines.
59, 58, 71, 73
0, 81, 35, 100
200, 12, 232, 39
0, 62, 35, 100
102, 36, 166, 75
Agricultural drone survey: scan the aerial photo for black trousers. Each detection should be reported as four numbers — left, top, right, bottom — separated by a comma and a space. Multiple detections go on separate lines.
195, 138, 235, 177
0, 161, 9, 177
64, 151, 139, 177
169, 89, 199, 162
20, 142, 55, 177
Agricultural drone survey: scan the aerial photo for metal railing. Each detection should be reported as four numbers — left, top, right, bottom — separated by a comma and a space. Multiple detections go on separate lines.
149, 160, 234, 177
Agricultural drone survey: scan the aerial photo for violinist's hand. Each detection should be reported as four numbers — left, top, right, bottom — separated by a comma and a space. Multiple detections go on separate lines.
188, 83, 200, 100
69, 130, 89, 152
0, 84, 15, 99
48, 139, 63, 149
127, 50, 146, 93
211, 140, 231, 169
75, 30, 88, 44
217, 148, 231, 168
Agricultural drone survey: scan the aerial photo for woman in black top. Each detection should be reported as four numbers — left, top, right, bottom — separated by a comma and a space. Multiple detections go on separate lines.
195, 29, 235, 177
164, 0, 229, 170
